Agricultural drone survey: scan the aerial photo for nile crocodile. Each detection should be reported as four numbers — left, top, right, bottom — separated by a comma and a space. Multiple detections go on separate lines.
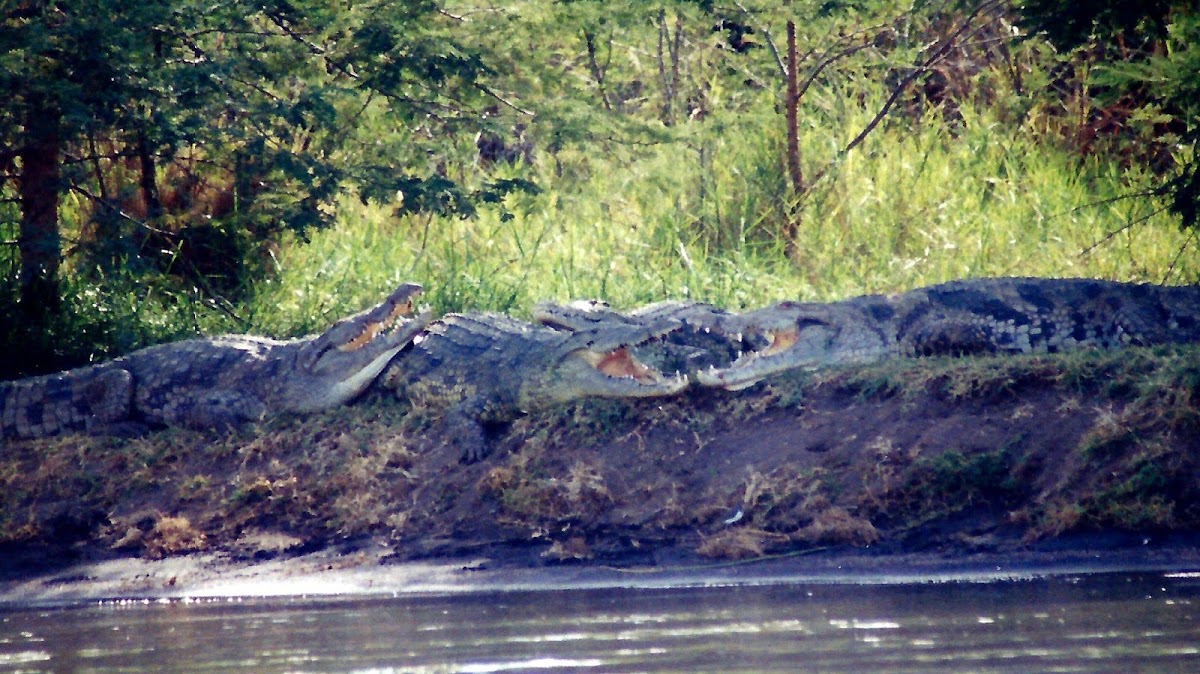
1, 283, 429, 440
695, 277, 1200, 390
379, 311, 689, 462
532, 299, 756, 378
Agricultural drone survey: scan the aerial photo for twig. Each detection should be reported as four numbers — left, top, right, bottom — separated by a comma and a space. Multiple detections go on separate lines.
67, 185, 172, 236
476, 84, 534, 117
807, 0, 1005, 189
264, 11, 326, 58
1079, 204, 1172, 256
1162, 228, 1198, 284
843, 3, 995, 155
1044, 187, 1167, 221
796, 41, 874, 103
583, 30, 614, 112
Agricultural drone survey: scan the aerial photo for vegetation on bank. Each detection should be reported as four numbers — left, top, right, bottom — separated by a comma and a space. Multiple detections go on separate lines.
2, 344, 1196, 563
2, 0, 1199, 378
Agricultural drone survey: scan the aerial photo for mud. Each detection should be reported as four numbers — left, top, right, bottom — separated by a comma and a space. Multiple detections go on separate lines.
7, 540, 1200, 607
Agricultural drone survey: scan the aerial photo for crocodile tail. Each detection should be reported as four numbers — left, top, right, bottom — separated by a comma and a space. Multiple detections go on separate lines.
1, 365, 133, 440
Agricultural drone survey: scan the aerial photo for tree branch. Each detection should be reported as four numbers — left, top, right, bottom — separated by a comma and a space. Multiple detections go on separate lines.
583, 30, 614, 112
807, 0, 1005, 189
476, 84, 534, 117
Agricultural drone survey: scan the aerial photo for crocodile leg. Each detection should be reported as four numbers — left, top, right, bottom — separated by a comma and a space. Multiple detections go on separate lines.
141, 389, 270, 431
901, 315, 1001, 357
442, 395, 493, 463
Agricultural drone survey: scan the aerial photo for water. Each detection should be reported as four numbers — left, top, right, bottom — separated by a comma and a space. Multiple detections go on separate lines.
2, 572, 1199, 673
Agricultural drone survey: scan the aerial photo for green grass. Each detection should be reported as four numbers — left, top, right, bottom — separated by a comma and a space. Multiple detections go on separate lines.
247, 87, 1196, 337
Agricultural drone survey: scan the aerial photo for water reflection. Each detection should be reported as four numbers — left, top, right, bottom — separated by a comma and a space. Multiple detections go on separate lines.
1, 572, 1198, 672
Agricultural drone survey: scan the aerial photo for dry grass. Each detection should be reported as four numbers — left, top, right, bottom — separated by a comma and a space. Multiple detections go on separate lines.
2, 345, 1198, 564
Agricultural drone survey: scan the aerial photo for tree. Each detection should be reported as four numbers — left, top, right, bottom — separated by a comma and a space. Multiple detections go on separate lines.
1016, 1, 1200, 232
0, 0, 526, 316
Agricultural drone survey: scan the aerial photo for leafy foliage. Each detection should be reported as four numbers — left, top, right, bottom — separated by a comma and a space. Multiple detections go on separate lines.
1017, 0, 1176, 51
0, 0, 533, 375
1017, 1, 1200, 230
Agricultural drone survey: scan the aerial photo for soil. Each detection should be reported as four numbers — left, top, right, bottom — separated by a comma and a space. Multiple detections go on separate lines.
2, 345, 1199, 602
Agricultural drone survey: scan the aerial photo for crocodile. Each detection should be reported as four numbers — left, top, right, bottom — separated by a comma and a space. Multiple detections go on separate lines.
1, 283, 430, 440
532, 299, 758, 377
695, 277, 1200, 390
378, 311, 689, 462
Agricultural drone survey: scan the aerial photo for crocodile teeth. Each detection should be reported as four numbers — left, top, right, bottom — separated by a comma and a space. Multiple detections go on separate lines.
340, 322, 384, 352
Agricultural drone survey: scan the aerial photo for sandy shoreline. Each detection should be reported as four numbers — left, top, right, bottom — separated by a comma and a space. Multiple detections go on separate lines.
6, 540, 1200, 608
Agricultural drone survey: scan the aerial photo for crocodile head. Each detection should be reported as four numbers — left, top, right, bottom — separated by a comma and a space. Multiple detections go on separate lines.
533, 298, 751, 376
694, 300, 889, 391
531, 318, 690, 405
534, 299, 725, 330
290, 282, 431, 411
533, 298, 617, 330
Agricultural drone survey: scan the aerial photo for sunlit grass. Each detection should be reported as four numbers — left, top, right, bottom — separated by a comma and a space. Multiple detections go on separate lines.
251, 89, 1197, 337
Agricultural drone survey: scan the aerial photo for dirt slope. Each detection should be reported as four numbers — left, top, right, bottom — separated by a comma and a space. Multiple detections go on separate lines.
2, 345, 1198, 577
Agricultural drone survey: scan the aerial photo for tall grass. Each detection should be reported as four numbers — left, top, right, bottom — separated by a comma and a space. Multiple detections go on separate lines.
251, 84, 1197, 337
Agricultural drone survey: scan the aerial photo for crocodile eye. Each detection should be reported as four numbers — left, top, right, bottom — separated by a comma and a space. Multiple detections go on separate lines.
795, 317, 828, 330
304, 342, 336, 372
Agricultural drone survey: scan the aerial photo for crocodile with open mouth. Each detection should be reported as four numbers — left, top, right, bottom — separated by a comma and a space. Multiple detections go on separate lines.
695, 277, 1200, 390
1, 282, 429, 440
532, 299, 756, 378
378, 311, 689, 462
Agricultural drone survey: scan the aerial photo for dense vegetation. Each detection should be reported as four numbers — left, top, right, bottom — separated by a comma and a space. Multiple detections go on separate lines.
2, 0, 1197, 378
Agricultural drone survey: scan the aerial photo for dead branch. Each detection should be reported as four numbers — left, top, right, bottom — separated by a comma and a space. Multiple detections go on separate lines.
807, 0, 1006, 189
583, 30, 614, 112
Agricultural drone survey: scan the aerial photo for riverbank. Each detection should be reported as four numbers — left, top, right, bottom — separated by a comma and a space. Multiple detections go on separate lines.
3, 345, 1198, 603
6, 540, 1200, 607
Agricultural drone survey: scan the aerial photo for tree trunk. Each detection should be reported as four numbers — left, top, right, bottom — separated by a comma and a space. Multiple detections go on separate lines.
785, 21, 803, 198
136, 126, 163, 221
18, 92, 63, 315
784, 21, 803, 257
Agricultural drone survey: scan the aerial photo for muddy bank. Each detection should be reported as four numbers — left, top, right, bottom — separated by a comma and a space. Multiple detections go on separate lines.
7, 540, 1200, 607
2, 345, 1199, 599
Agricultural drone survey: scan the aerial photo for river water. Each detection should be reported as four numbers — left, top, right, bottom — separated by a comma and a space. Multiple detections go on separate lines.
2, 570, 1199, 672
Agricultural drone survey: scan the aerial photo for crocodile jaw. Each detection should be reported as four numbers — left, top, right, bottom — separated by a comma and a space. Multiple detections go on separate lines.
320, 307, 432, 407
694, 326, 802, 390
292, 283, 430, 411
578, 346, 683, 387
532, 299, 616, 331
337, 294, 419, 352
545, 347, 689, 402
